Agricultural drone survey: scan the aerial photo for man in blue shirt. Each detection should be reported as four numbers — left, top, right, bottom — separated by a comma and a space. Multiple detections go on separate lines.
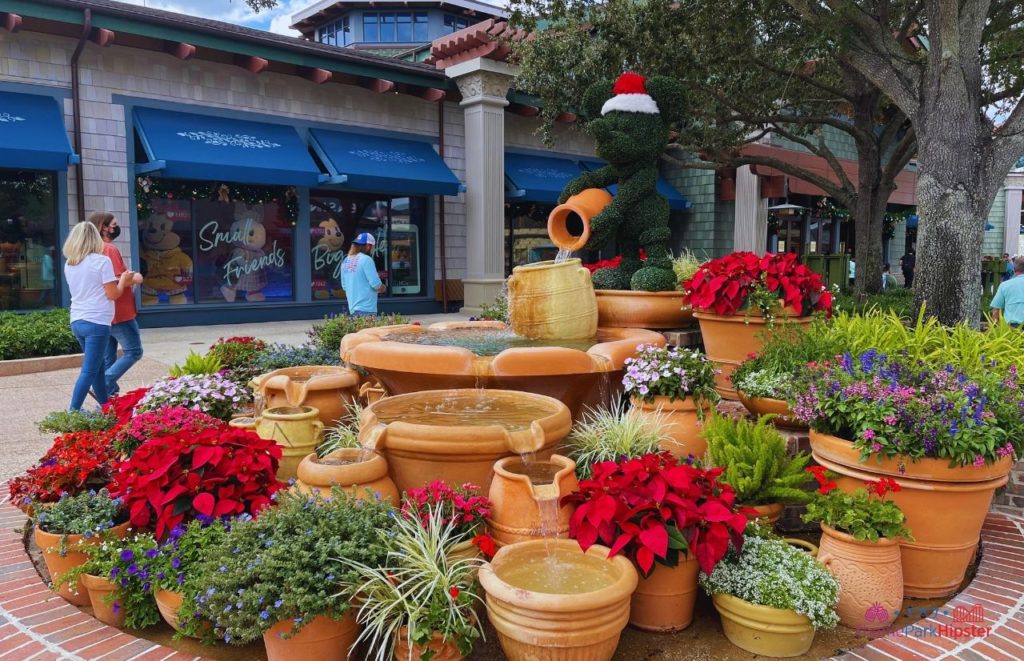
991, 256, 1024, 327
341, 233, 384, 316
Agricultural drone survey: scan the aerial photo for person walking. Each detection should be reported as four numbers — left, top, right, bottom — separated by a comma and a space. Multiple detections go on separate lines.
882, 263, 898, 290
991, 256, 1024, 328
1002, 253, 1014, 282
341, 232, 385, 317
62, 222, 137, 410
89, 212, 143, 396
900, 245, 916, 288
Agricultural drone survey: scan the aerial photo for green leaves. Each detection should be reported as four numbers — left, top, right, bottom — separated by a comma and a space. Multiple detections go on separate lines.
0, 309, 78, 360
802, 489, 913, 543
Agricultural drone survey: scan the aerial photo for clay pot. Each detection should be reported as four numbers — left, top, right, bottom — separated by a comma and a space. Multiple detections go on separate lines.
256, 366, 360, 427
81, 573, 125, 628
487, 455, 578, 547
817, 524, 903, 630
547, 188, 613, 252
480, 539, 638, 661
809, 430, 1012, 598
712, 593, 815, 657
34, 521, 131, 606
263, 612, 360, 661
295, 448, 399, 505
394, 627, 464, 661
630, 555, 700, 632
748, 503, 784, 526
737, 394, 805, 429
256, 405, 324, 481
594, 290, 693, 329
630, 395, 709, 460
359, 380, 387, 405
507, 259, 598, 340
228, 416, 257, 431
694, 311, 813, 399
154, 589, 187, 634
360, 389, 571, 494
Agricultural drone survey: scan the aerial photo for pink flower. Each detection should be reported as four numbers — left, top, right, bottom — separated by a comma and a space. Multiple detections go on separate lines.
862, 429, 876, 440
871, 442, 882, 452
973, 455, 986, 467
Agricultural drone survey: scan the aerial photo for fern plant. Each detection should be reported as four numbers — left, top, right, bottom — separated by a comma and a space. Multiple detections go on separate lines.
168, 350, 223, 377
701, 413, 812, 506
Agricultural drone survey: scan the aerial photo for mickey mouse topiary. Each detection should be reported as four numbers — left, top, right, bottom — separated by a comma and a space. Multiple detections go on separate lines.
559, 72, 686, 292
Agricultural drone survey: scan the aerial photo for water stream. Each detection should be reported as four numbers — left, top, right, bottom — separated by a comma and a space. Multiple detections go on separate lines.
554, 248, 576, 264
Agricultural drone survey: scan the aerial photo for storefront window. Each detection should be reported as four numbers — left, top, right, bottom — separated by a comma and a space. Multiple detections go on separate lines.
137, 178, 296, 306
0, 170, 58, 310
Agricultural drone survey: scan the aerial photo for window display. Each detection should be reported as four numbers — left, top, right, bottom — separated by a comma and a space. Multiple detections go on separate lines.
0, 170, 59, 311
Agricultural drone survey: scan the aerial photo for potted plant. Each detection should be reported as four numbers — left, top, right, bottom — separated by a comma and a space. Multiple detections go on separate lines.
567, 402, 667, 479
9, 430, 118, 511
562, 452, 748, 632
624, 344, 719, 458
192, 488, 394, 660
401, 480, 497, 561
582, 250, 703, 329
700, 531, 840, 657
337, 504, 486, 660
803, 467, 912, 629
794, 350, 1024, 597
701, 413, 812, 525
682, 252, 832, 398
136, 373, 249, 422
31, 489, 131, 606
206, 335, 268, 388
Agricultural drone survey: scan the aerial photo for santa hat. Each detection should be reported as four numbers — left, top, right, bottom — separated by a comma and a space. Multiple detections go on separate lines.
600, 72, 660, 116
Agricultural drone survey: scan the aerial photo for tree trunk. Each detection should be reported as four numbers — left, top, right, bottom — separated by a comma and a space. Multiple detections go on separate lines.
850, 132, 892, 297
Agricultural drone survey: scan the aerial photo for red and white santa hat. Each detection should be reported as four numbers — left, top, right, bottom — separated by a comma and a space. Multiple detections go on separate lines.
600, 72, 660, 116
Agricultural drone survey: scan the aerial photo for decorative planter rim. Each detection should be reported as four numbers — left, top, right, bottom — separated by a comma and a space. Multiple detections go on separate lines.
819, 523, 901, 548
492, 454, 576, 496
630, 394, 708, 412
594, 289, 687, 299
255, 365, 360, 390
693, 310, 813, 323
34, 519, 131, 544
515, 258, 584, 273
262, 405, 319, 420
711, 592, 813, 627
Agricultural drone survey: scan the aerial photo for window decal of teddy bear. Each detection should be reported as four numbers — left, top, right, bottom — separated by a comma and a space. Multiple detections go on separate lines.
557, 72, 686, 292
311, 217, 346, 300
139, 213, 193, 305
218, 211, 285, 302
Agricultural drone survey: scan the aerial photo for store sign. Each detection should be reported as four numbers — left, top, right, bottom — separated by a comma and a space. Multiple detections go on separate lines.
198, 217, 286, 288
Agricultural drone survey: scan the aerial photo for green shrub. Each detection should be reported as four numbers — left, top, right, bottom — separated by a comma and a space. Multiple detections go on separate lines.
252, 343, 341, 373
37, 409, 116, 434
477, 296, 508, 322
307, 313, 409, 354
0, 309, 79, 360
168, 350, 223, 377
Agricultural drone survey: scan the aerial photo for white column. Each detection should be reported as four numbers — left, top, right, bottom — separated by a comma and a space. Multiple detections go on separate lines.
446, 58, 516, 315
1005, 176, 1024, 256
732, 166, 766, 252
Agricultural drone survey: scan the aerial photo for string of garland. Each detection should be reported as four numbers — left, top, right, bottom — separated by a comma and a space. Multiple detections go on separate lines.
135, 177, 299, 225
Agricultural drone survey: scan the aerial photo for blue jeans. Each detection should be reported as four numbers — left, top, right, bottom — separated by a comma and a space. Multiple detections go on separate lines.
70, 320, 111, 411
105, 319, 143, 395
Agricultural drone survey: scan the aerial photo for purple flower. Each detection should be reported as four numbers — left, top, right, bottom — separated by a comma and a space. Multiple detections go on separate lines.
120, 549, 134, 562
260, 610, 270, 620
171, 557, 181, 569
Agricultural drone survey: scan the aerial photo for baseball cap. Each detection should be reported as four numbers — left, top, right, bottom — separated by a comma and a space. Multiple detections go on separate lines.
353, 232, 376, 246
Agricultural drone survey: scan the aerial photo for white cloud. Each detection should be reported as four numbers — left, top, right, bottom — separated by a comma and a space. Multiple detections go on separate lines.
117, 0, 305, 34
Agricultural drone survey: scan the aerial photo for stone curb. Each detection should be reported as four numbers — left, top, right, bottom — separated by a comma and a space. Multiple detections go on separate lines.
0, 354, 84, 378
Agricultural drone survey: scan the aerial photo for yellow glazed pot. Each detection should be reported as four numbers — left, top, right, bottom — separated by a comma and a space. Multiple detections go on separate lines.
547, 188, 613, 252
256, 405, 324, 481
507, 258, 598, 340
295, 448, 399, 505
487, 454, 578, 547
630, 395, 709, 460
712, 593, 815, 658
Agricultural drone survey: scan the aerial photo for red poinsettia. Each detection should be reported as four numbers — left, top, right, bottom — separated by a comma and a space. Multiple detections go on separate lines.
8, 431, 118, 506
103, 387, 150, 427
562, 453, 749, 576
402, 481, 494, 554
682, 251, 832, 317
110, 426, 284, 539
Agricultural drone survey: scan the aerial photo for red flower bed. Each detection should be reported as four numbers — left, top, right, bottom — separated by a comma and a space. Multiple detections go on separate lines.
111, 406, 225, 457
682, 251, 832, 317
8, 431, 117, 507
103, 387, 150, 426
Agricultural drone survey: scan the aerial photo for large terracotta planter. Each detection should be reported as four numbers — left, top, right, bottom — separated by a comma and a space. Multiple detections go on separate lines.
630, 395, 709, 459
81, 573, 125, 628
256, 405, 324, 481
480, 539, 638, 661
694, 311, 813, 399
487, 455, 578, 547
34, 521, 130, 606
748, 503, 784, 526
712, 593, 815, 657
295, 448, 399, 504
547, 188, 613, 252
817, 524, 902, 630
360, 389, 571, 494
507, 259, 598, 340
630, 556, 700, 632
595, 290, 693, 329
809, 430, 1012, 598
256, 366, 361, 427
737, 394, 805, 429
394, 626, 464, 661
154, 589, 186, 634
263, 612, 359, 661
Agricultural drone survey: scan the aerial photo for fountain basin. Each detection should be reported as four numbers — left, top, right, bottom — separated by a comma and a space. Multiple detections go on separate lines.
480, 539, 638, 661
359, 389, 571, 494
295, 448, 399, 505
255, 365, 360, 427
342, 322, 666, 418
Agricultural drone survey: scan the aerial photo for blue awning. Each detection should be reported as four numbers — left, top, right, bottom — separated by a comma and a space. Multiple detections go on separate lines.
580, 160, 692, 211
0, 91, 78, 170
133, 107, 323, 186
310, 128, 463, 196
505, 152, 583, 203
906, 214, 919, 228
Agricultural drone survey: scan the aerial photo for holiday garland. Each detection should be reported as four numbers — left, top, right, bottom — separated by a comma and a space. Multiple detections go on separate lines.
135, 177, 299, 225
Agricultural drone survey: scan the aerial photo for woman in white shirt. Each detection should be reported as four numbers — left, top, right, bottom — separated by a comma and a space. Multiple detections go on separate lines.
62, 222, 136, 410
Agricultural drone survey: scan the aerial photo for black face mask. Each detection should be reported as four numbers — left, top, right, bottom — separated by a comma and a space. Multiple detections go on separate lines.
107, 225, 121, 240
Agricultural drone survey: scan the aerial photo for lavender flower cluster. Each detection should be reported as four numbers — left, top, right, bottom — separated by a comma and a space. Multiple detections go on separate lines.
137, 373, 248, 422
623, 344, 719, 404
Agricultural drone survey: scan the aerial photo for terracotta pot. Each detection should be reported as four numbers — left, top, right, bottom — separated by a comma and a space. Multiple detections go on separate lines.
817, 524, 902, 630
694, 311, 812, 399
547, 188, 613, 252
228, 416, 257, 431
712, 593, 815, 657
507, 259, 598, 340
809, 430, 1012, 597
480, 539, 638, 661
737, 394, 805, 429
594, 290, 693, 329
255, 366, 361, 427
34, 521, 131, 606
81, 573, 125, 628
295, 448, 399, 504
630, 555, 700, 632
360, 389, 571, 494
262, 612, 359, 661
256, 405, 324, 481
487, 455, 578, 547
630, 395, 709, 460
748, 503, 784, 526
394, 626, 465, 661
358, 380, 387, 405
154, 589, 187, 634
